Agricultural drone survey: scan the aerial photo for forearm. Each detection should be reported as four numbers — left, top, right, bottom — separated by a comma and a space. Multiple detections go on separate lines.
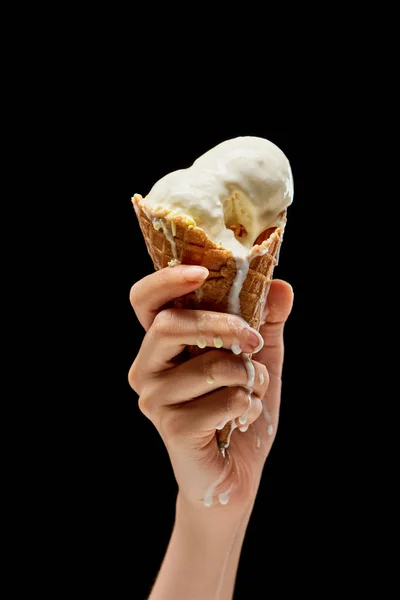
148, 493, 254, 600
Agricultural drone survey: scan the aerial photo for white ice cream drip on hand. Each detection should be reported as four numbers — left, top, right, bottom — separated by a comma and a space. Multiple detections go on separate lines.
137, 137, 290, 458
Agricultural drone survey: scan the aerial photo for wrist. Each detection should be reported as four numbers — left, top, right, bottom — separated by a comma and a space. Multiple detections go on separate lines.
176, 490, 255, 536
147, 492, 256, 599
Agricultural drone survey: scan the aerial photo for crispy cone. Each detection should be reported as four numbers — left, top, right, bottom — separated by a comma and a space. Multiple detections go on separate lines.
132, 193, 286, 449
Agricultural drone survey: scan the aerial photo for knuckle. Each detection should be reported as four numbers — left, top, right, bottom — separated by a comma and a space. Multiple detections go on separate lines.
203, 351, 247, 385
222, 387, 249, 415
137, 381, 164, 421
231, 387, 251, 413
128, 361, 140, 393
225, 313, 244, 334
129, 280, 142, 309
201, 349, 219, 377
227, 355, 247, 382
160, 408, 187, 440
137, 391, 152, 418
151, 309, 176, 338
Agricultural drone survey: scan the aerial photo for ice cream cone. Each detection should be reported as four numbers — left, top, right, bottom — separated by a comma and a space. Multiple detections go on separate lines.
132, 193, 286, 448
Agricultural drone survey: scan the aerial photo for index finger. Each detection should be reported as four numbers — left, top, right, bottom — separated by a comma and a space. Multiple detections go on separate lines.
130, 265, 209, 330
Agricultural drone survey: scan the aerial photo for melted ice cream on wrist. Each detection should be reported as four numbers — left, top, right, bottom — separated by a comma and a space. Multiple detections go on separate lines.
141, 136, 293, 259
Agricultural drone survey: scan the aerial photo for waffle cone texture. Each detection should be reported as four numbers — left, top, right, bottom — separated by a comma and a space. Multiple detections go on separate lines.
132, 193, 286, 447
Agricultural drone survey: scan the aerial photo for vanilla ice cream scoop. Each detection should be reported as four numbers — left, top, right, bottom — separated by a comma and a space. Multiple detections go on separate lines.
141, 136, 293, 258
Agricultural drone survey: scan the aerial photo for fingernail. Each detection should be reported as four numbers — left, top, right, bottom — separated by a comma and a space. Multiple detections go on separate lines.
181, 266, 209, 282
240, 328, 264, 353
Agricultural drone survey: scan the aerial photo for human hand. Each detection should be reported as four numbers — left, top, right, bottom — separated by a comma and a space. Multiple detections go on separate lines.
128, 265, 293, 513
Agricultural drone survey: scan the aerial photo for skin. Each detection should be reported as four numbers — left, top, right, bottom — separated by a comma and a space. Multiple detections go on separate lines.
129, 264, 293, 600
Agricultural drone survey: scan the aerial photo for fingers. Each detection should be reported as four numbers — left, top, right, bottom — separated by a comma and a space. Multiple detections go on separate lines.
156, 386, 264, 445
133, 351, 269, 410
257, 279, 294, 377
130, 265, 209, 330
262, 279, 294, 326
134, 308, 264, 374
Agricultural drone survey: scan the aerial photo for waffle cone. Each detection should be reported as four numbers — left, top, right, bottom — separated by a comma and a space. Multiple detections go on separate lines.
132, 193, 286, 448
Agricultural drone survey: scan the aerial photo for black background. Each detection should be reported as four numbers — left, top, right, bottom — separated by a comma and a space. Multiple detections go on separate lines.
96, 125, 334, 597
65, 103, 348, 597
15, 22, 384, 597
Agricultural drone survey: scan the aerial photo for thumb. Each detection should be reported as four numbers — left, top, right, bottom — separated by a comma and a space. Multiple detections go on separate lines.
130, 264, 209, 330
256, 280, 294, 378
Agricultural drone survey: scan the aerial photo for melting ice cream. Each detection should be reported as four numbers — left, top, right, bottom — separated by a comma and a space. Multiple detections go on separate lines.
140, 136, 293, 259
133, 136, 294, 468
